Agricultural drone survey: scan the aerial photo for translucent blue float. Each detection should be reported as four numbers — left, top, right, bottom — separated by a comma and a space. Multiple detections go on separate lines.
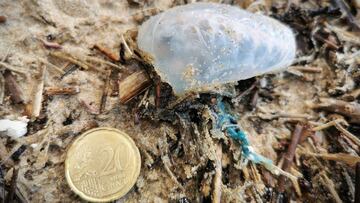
138, 2, 296, 94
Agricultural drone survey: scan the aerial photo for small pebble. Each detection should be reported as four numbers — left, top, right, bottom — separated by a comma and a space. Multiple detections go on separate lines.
0, 16, 6, 23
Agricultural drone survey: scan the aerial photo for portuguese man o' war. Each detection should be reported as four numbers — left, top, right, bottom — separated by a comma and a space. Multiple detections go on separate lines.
137, 2, 296, 94
137, 3, 297, 177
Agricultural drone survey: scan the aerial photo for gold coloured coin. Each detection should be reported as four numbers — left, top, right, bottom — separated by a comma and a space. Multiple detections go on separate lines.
65, 127, 141, 202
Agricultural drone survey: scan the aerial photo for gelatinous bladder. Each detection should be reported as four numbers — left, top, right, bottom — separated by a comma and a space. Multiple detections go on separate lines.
137, 3, 296, 94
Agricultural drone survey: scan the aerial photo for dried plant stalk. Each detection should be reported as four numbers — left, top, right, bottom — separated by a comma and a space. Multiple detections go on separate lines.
32, 66, 46, 118
212, 143, 222, 203
0, 73, 5, 104
93, 44, 119, 61
100, 71, 111, 113
319, 172, 343, 203
301, 151, 360, 167
38, 58, 64, 74
50, 52, 89, 70
119, 70, 151, 104
45, 86, 79, 96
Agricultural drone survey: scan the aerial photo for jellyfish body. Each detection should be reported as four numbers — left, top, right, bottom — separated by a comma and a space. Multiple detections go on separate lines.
137, 3, 296, 94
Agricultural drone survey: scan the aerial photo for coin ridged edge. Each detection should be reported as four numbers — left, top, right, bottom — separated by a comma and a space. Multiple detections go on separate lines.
65, 127, 141, 202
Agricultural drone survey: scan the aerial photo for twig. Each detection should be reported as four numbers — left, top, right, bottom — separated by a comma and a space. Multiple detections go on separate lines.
3, 70, 24, 104
49, 52, 89, 70
342, 168, 355, 198
356, 162, 360, 203
257, 111, 313, 120
0, 143, 22, 165
100, 70, 111, 113
312, 118, 348, 131
289, 66, 322, 73
32, 65, 46, 118
313, 32, 340, 49
212, 143, 222, 203
93, 44, 119, 61
0, 74, 4, 105
232, 82, 257, 103
5, 168, 18, 203
44, 86, 79, 96
251, 89, 259, 109
60, 64, 78, 79
325, 22, 360, 44
310, 98, 360, 124
335, 122, 360, 147
300, 151, 360, 167
0, 165, 4, 203
155, 82, 161, 107
278, 124, 303, 194
83, 56, 123, 71
38, 58, 64, 74
161, 155, 184, 191
319, 172, 343, 203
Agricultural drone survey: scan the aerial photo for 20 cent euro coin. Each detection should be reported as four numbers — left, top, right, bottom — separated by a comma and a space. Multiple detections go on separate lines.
65, 127, 141, 202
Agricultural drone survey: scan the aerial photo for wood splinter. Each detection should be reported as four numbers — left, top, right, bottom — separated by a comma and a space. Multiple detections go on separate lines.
119, 70, 151, 104
45, 86, 79, 96
3, 70, 24, 104
212, 143, 222, 203
93, 44, 119, 61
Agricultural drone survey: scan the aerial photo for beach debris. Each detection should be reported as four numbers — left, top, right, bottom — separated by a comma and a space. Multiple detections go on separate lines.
0, 16, 6, 24
80, 100, 99, 115
60, 63, 78, 79
319, 172, 343, 203
277, 124, 304, 196
44, 86, 79, 96
301, 151, 360, 167
0, 74, 4, 104
38, 57, 65, 75
211, 97, 296, 181
212, 143, 222, 203
93, 44, 119, 62
119, 70, 151, 104
100, 70, 111, 113
3, 70, 24, 104
0, 117, 29, 139
310, 98, 360, 124
137, 3, 296, 94
31, 65, 46, 118
356, 163, 360, 203
50, 52, 90, 70
332, 0, 360, 31
5, 167, 18, 203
